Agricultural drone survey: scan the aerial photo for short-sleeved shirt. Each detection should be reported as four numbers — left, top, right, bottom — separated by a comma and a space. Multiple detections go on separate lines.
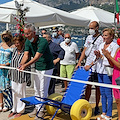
96, 41, 119, 74
25, 37, 54, 71
52, 35, 64, 44
49, 41, 65, 60
60, 41, 79, 65
84, 35, 103, 72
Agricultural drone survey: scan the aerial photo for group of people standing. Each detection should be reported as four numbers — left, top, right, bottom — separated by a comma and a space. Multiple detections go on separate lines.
0, 23, 78, 120
76, 21, 120, 120
0, 21, 120, 120
0, 31, 30, 118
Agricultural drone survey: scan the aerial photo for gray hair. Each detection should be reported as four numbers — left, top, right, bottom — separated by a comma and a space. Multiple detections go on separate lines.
24, 23, 36, 32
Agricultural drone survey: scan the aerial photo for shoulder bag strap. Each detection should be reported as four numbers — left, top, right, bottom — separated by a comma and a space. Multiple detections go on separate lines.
92, 34, 101, 45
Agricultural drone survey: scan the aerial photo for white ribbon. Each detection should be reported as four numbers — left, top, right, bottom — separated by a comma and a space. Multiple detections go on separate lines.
1, 65, 120, 89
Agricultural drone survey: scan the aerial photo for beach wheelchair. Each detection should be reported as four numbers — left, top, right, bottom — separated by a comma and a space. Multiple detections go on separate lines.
21, 66, 92, 120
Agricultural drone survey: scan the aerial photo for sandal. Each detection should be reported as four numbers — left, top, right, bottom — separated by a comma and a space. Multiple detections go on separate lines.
97, 114, 106, 120
14, 113, 22, 118
104, 116, 112, 120
8, 111, 16, 118
2, 106, 8, 112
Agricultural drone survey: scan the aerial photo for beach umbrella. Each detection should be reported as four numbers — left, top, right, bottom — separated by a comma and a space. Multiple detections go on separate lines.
70, 6, 120, 27
0, 0, 90, 27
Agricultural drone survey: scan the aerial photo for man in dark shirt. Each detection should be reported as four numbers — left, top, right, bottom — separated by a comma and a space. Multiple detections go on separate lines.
43, 33, 65, 95
19, 24, 54, 120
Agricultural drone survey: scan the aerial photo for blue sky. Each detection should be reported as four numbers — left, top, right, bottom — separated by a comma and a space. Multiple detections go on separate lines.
0, 0, 12, 4
0, 0, 36, 4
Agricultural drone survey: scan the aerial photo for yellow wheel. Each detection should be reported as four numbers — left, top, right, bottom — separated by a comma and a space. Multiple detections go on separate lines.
70, 99, 92, 120
46, 93, 63, 115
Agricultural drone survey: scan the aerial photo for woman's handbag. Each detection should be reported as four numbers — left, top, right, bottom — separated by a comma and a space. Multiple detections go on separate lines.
105, 66, 113, 76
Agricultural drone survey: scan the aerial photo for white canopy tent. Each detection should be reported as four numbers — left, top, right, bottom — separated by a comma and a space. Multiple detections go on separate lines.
0, 0, 90, 27
70, 6, 120, 27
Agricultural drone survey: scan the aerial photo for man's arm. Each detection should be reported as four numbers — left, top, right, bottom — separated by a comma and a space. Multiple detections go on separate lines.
75, 47, 87, 69
53, 44, 65, 65
20, 51, 29, 65
19, 52, 43, 70
53, 58, 60, 65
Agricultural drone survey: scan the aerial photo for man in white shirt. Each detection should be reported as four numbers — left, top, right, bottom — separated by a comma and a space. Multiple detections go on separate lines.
75, 21, 103, 115
60, 33, 79, 92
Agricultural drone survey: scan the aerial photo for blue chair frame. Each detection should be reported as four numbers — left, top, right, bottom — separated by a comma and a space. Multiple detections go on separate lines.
21, 67, 91, 120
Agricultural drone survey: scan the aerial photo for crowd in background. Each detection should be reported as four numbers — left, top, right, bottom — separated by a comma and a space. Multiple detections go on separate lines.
0, 21, 120, 120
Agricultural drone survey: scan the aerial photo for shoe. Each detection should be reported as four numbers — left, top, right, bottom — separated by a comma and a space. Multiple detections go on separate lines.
35, 111, 45, 120
8, 111, 16, 118
104, 116, 112, 120
14, 113, 22, 118
94, 106, 100, 115
28, 108, 37, 118
2, 106, 8, 112
97, 114, 106, 120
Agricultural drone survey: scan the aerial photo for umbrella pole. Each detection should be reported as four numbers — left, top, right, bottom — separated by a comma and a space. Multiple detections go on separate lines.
114, 0, 117, 32
6, 23, 9, 30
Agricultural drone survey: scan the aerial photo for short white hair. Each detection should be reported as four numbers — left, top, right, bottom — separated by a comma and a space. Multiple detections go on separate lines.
24, 23, 36, 32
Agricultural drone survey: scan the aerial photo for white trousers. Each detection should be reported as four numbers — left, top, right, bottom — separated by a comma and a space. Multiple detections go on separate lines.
11, 81, 26, 113
34, 69, 53, 111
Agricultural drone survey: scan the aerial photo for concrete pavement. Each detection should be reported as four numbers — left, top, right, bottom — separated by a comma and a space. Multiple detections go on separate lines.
0, 82, 117, 120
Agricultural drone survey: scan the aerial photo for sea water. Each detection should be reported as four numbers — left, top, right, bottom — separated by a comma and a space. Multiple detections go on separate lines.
71, 35, 86, 50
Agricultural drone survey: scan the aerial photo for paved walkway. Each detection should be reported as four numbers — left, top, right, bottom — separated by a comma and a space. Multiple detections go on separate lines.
0, 82, 117, 120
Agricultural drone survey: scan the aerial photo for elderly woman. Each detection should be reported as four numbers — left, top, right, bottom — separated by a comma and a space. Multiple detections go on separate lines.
0, 30, 15, 112
101, 38, 120, 120
8, 34, 30, 118
94, 28, 119, 120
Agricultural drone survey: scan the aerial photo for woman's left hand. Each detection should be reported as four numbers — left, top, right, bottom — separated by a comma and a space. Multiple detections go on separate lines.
102, 48, 111, 58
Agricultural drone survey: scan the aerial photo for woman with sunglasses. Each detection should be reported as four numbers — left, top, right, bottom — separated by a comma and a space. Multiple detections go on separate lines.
0, 30, 15, 112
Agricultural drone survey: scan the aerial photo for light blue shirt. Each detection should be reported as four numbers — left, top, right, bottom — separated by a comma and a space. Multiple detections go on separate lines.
52, 36, 64, 44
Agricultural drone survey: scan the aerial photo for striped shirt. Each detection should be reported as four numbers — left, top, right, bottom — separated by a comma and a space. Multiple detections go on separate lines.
8, 47, 30, 83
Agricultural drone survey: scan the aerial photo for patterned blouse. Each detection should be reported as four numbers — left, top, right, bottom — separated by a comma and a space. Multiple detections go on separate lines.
8, 47, 30, 83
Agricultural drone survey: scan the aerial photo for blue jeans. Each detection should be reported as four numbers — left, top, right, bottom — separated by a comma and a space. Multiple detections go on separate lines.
98, 74, 113, 117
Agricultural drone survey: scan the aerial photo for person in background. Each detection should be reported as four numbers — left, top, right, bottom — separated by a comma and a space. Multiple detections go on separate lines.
43, 32, 65, 95
19, 23, 54, 120
102, 38, 120, 120
0, 30, 15, 112
8, 34, 30, 118
58, 27, 64, 38
41, 29, 47, 37
76, 21, 103, 115
60, 33, 79, 92
52, 27, 64, 44
94, 28, 119, 120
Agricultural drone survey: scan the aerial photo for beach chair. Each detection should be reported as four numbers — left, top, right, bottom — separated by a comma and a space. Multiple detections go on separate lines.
21, 66, 92, 120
